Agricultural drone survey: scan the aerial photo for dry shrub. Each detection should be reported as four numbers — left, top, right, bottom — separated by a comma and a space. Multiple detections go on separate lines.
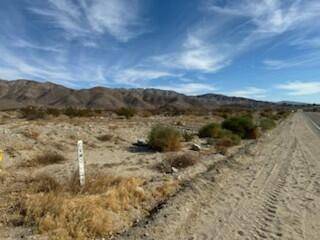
64, 107, 96, 118
17, 174, 147, 239
139, 110, 152, 118
9, 171, 180, 240
166, 153, 199, 169
182, 131, 194, 142
159, 153, 199, 172
153, 180, 179, 199
216, 145, 228, 155
20, 107, 46, 120
116, 107, 136, 119
148, 125, 182, 152
26, 174, 62, 193
247, 127, 261, 139
96, 134, 113, 142
21, 129, 39, 140
28, 152, 66, 167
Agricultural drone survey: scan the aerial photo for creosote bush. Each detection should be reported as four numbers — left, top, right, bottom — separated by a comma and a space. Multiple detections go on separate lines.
116, 107, 136, 119
198, 123, 221, 138
222, 116, 258, 139
260, 118, 276, 131
20, 107, 46, 120
64, 107, 95, 118
148, 125, 182, 152
216, 129, 241, 147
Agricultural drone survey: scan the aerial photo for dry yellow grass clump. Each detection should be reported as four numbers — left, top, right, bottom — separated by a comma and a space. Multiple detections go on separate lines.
23, 152, 66, 167
13, 173, 179, 240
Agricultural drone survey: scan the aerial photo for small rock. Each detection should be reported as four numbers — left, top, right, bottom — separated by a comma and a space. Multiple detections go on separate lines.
191, 143, 201, 151
134, 139, 148, 147
171, 167, 179, 173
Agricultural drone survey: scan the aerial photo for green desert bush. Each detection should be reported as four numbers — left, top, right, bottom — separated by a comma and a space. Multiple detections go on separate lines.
222, 116, 258, 139
198, 123, 221, 138
148, 125, 182, 152
64, 107, 95, 118
216, 129, 241, 147
260, 118, 276, 131
20, 107, 46, 120
45, 108, 61, 117
116, 107, 136, 119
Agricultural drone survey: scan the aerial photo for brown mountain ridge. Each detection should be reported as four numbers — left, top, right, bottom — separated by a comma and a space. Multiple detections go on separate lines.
0, 79, 275, 110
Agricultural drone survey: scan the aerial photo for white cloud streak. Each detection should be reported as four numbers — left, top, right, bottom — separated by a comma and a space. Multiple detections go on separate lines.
152, 83, 217, 95
30, 0, 146, 42
112, 68, 177, 85
276, 81, 320, 96
13, 39, 62, 52
228, 87, 267, 99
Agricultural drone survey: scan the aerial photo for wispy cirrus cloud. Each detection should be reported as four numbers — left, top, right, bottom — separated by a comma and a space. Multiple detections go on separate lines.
207, 0, 320, 35
111, 68, 177, 85
153, 32, 231, 73
264, 52, 320, 69
203, 0, 320, 71
151, 83, 217, 95
30, 0, 146, 42
151, 0, 320, 75
276, 81, 320, 96
227, 87, 267, 99
13, 39, 62, 52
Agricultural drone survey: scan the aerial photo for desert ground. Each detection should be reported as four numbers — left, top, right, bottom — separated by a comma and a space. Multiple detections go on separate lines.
1, 110, 320, 239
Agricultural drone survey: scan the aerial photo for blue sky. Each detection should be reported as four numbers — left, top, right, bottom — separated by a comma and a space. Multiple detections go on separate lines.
1, 0, 320, 103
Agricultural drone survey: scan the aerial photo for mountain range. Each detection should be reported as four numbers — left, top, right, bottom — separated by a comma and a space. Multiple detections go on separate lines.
0, 79, 277, 110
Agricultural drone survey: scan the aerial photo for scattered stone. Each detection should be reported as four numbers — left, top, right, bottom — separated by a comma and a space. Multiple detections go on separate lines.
134, 139, 148, 147
191, 143, 201, 151
171, 167, 179, 173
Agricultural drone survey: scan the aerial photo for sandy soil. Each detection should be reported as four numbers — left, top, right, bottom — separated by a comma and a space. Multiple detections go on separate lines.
2, 112, 319, 240
0, 112, 226, 239
117, 112, 320, 240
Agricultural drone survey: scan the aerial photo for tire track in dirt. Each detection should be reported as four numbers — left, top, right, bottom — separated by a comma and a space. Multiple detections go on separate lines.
118, 113, 320, 240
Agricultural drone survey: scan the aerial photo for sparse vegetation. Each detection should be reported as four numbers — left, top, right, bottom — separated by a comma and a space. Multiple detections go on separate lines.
222, 116, 258, 139
260, 118, 276, 131
9, 172, 179, 240
166, 153, 199, 169
64, 107, 95, 118
148, 125, 182, 152
198, 123, 221, 138
182, 131, 194, 142
27, 152, 66, 166
20, 107, 46, 120
216, 129, 241, 147
21, 129, 40, 140
97, 134, 113, 141
116, 107, 136, 119
45, 108, 61, 117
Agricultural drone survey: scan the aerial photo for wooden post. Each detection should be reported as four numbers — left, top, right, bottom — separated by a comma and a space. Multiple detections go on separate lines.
0, 150, 3, 171
77, 140, 85, 186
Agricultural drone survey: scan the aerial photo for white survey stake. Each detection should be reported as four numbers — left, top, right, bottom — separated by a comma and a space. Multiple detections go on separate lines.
77, 140, 85, 186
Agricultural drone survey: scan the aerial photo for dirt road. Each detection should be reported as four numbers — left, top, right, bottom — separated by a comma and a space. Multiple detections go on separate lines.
119, 113, 320, 240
